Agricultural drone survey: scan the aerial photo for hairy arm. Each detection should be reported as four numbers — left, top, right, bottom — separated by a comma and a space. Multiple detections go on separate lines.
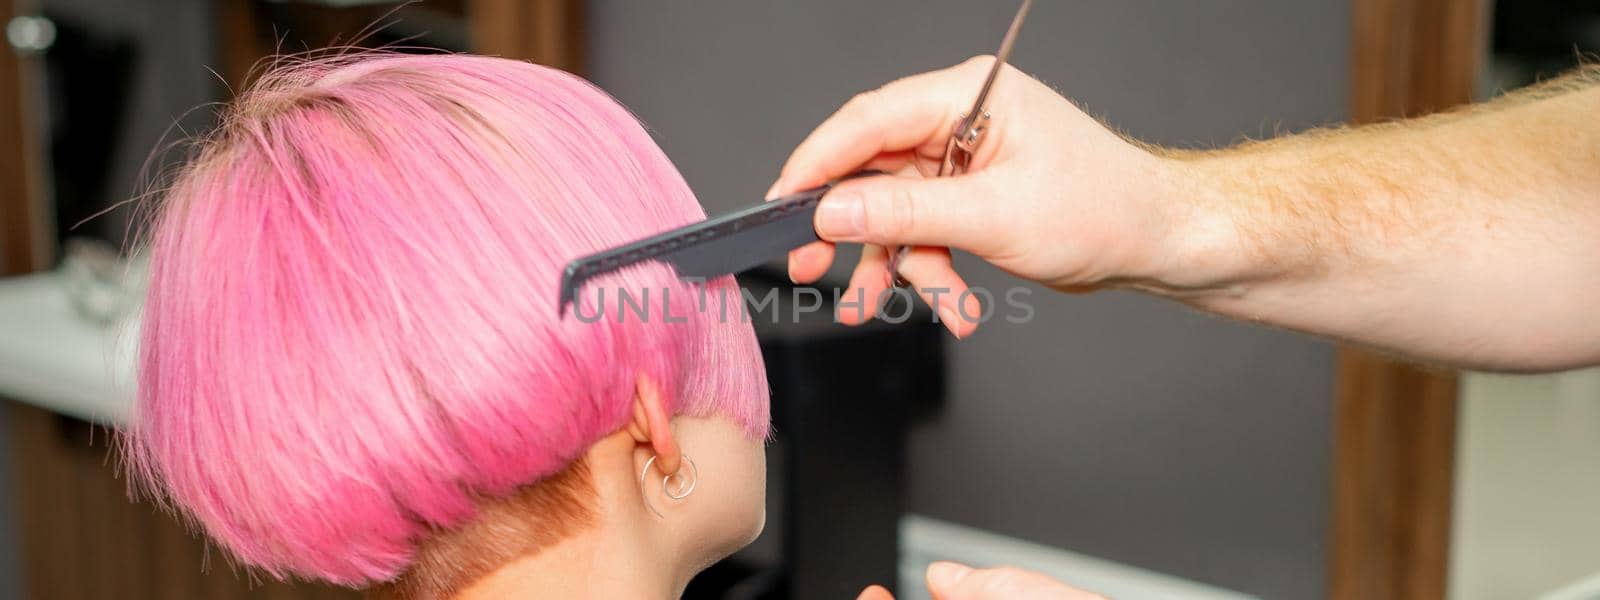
777, 57, 1599, 370
1165, 66, 1600, 371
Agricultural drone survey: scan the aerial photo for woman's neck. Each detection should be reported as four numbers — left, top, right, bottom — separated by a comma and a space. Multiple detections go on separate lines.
443, 433, 694, 599
367, 428, 742, 600
454, 516, 686, 599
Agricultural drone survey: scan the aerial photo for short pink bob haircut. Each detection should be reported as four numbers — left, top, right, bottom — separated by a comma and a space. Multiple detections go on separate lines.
128, 54, 769, 586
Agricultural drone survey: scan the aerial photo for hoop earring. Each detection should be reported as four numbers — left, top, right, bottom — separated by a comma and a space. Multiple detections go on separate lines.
639, 454, 698, 518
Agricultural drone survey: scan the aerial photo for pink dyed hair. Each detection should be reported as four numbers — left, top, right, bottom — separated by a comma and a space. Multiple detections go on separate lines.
127, 54, 769, 586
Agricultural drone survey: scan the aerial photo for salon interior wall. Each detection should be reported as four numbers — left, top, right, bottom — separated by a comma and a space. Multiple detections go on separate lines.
588, 2, 1345, 599
0, 405, 14, 597
27, 0, 215, 247
0, 0, 216, 595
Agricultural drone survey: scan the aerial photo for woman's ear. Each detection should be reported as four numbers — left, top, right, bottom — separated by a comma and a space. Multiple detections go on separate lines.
627, 374, 682, 475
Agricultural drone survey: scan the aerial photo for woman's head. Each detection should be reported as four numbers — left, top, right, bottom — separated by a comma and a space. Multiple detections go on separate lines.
128, 54, 770, 588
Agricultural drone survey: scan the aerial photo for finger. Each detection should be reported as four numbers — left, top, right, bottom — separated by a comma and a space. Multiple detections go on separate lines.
861, 150, 919, 175
771, 63, 974, 195
791, 151, 933, 284
772, 172, 841, 285
838, 245, 892, 325
895, 247, 980, 339
855, 584, 895, 600
771, 150, 920, 200
926, 562, 975, 600
867, 149, 946, 181
814, 175, 1001, 254
927, 562, 1106, 600
788, 241, 835, 284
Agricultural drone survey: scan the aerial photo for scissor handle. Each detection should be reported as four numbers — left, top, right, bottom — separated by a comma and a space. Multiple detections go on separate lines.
938, 111, 990, 177
894, 0, 1030, 284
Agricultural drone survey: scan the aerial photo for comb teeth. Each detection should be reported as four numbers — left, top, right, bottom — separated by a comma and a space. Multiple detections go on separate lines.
556, 171, 886, 317
556, 185, 830, 316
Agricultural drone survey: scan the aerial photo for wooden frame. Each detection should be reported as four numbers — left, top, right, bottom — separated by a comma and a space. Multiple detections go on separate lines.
0, 0, 50, 276
1332, 0, 1486, 598
9, 403, 360, 600
468, 0, 585, 73
215, 0, 586, 90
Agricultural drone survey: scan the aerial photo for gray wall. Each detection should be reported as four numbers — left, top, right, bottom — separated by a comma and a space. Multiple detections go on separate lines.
589, 2, 1345, 599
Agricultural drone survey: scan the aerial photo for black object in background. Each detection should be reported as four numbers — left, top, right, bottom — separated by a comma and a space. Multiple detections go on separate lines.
41, 16, 136, 247
1491, 0, 1600, 85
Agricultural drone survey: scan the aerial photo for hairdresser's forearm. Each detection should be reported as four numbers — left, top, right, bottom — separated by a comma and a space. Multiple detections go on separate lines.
1153, 73, 1600, 371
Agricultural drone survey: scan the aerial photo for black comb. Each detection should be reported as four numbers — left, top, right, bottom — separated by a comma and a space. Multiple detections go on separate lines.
558, 171, 883, 315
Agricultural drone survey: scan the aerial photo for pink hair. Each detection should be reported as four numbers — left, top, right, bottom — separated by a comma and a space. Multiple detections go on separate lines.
126, 54, 769, 586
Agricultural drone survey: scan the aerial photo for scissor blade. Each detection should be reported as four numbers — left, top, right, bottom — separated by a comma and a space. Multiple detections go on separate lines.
968, 0, 1034, 116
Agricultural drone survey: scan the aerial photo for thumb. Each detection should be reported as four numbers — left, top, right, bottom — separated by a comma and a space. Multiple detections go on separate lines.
813, 175, 998, 253
926, 561, 977, 598
855, 584, 895, 600
927, 562, 1106, 600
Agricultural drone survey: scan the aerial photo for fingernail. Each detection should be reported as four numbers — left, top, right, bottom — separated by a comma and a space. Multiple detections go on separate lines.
927, 561, 972, 591
765, 178, 787, 200
937, 306, 964, 339
787, 248, 804, 283
815, 191, 865, 241
836, 302, 864, 325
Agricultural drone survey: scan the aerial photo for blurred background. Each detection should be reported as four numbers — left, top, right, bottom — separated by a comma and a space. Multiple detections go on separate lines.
1, 1, 1598, 599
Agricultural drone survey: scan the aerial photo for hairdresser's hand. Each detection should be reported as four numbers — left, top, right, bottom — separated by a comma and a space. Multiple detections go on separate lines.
854, 561, 1107, 600
772, 56, 1209, 337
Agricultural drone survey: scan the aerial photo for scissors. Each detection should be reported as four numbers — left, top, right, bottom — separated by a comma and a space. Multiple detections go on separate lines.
558, 1, 1034, 316
886, 0, 1033, 287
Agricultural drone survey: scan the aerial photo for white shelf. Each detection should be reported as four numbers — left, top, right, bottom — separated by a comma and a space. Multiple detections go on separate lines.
0, 272, 136, 425
899, 515, 1257, 600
